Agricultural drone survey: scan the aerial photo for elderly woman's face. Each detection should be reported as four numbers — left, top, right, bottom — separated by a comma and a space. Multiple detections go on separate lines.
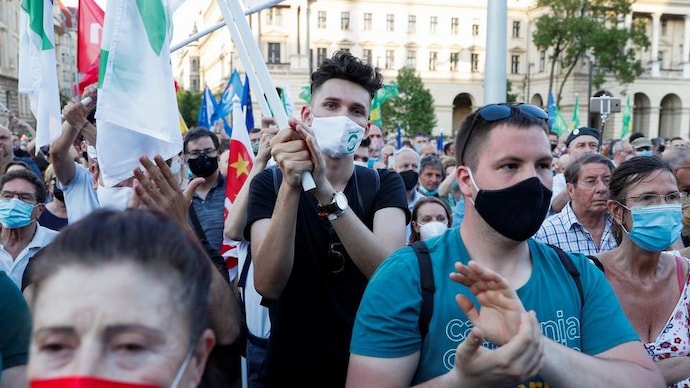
413, 202, 449, 233
28, 262, 204, 387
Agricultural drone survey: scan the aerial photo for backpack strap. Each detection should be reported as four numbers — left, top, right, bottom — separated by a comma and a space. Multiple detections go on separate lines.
352, 166, 381, 224
588, 255, 605, 273
270, 165, 281, 195
411, 240, 435, 340
549, 244, 585, 308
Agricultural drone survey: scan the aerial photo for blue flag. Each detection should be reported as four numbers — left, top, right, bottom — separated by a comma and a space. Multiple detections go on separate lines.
437, 130, 444, 152
547, 92, 569, 136
197, 86, 217, 129
242, 74, 254, 130
397, 123, 402, 149
216, 70, 244, 131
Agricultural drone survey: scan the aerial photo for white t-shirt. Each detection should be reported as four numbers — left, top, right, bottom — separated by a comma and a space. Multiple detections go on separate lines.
59, 163, 100, 224
237, 240, 271, 339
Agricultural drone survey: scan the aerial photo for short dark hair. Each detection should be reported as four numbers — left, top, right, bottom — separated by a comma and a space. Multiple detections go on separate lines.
455, 104, 549, 169
443, 142, 453, 154
249, 127, 261, 135
564, 153, 615, 185
671, 136, 684, 143
183, 128, 220, 154
311, 51, 383, 100
628, 131, 645, 143
30, 209, 211, 343
0, 168, 47, 204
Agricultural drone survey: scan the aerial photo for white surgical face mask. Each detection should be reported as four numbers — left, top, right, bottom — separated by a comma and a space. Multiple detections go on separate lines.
97, 186, 133, 211
419, 221, 448, 240
310, 115, 365, 158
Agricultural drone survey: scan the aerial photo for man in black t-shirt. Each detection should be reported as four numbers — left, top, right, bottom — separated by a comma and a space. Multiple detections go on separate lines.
245, 52, 409, 386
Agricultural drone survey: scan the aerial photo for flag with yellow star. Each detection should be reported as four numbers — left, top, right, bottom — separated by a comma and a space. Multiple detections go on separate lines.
220, 96, 256, 280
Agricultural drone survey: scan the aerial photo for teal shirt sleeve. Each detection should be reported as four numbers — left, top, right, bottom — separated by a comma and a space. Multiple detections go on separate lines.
0, 272, 31, 369
351, 246, 423, 358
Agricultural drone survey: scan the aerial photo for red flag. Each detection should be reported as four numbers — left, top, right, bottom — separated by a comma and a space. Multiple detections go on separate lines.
221, 97, 256, 280
77, 0, 105, 74
78, 56, 99, 93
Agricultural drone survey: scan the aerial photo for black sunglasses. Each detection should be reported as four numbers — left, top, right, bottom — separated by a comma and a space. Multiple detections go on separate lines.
459, 103, 549, 164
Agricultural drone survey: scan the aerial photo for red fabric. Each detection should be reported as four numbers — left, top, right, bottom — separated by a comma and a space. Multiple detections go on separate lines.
78, 56, 99, 93
77, 0, 105, 73
31, 377, 159, 388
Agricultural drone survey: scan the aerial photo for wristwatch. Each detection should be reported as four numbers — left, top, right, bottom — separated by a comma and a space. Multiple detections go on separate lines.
318, 192, 348, 221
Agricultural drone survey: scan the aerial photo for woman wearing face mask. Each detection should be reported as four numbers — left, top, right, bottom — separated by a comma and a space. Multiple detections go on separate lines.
409, 196, 452, 243
592, 156, 690, 387
27, 209, 215, 388
37, 165, 68, 231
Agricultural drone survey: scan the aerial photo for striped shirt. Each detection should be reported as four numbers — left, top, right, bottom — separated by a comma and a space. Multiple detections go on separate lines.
534, 203, 617, 255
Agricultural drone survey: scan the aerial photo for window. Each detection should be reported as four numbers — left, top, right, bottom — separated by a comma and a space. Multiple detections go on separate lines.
387, 14, 394, 32
661, 19, 667, 36
267, 42, 281, 64
429, 51, 438, 71
267, 7, 283, 26
317, 47, 327, 65
190, 57, 199, 72
190, 78, 200, 92
429, 16, 438, 34
318, 11, 326, 29
471, 53, 479, 72
385, 50, 395, 69
408, 15, 416, 33
539, 50, 546, 72
363, 13, 372, 31
472, 23, 479, 36
512, 21, 521, 38
406, 50, 416, 69
658, 51, 664, 67
363, 49, 373, 65
451, 18, 459, 35
511, 55, 520, 74
339, 48, 350, 54
450, 52, 459, 72
341, 12, 350, 30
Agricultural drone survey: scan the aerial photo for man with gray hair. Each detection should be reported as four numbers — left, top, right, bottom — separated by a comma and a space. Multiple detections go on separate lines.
611, 140, 634, 167
392, 147, 421, 209
662, 146, 690, 194
535, 153, 617, 255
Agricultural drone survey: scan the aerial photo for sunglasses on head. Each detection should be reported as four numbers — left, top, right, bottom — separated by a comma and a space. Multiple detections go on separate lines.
460, 103, 549, 164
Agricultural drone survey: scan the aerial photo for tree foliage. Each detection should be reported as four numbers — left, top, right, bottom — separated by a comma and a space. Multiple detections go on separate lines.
381, 67, 436, 136
177, 89, 203, 128
533, 0, 649, 105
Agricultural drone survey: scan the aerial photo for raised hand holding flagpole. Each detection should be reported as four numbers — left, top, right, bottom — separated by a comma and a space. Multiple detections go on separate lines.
216, 0, 316, 191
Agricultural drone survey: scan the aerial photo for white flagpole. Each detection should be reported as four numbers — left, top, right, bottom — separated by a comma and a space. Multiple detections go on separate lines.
217, 0, 316, 191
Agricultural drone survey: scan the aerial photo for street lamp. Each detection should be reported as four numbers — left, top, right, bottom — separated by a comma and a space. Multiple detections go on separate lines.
586, 55, 594, 127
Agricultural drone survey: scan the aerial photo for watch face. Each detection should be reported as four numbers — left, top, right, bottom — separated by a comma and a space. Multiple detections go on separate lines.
335, 192, 348, 210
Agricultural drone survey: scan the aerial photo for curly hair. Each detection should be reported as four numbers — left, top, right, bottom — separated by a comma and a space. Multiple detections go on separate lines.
311, 51, 383, 100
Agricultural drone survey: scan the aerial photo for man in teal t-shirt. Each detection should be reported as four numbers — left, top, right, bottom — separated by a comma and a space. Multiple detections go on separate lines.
346, 103, 665, 387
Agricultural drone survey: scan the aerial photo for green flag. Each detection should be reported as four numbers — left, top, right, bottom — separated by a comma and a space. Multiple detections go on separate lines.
621, 95, 632, 139
571, 94, 580, 130
370, 83, 399, 127
299, 85, 311, 103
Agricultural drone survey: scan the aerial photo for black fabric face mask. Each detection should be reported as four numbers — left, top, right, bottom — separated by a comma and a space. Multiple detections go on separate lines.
187, 154, 218, 178
470, 174, 552, 241
550, 143, 558, 152
399, 170, 419, 191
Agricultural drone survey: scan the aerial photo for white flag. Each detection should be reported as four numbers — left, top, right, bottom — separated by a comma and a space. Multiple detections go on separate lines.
96, 0, 181, 186
18, 0, 62, 150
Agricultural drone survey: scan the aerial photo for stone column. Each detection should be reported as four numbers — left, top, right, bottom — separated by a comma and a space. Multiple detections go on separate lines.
683, 15, 690, 77
651, 13, 660, 77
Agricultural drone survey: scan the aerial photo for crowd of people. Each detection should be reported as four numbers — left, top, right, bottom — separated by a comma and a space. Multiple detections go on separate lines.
0, 50, 687, 387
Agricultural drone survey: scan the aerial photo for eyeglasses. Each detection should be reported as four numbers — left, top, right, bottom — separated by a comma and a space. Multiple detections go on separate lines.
0, 191, 36, 204
325, 228, 345, 274
460, 103, 549, 164
626, 192, 687, 207
577, 176, 611, 188
635, 146, 652, 152
186, 148, 218, 158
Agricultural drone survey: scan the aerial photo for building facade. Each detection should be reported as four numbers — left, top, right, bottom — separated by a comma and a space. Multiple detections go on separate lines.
172, 0, 690, 141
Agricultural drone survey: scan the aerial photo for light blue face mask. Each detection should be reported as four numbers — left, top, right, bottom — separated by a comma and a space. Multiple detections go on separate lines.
637, 150, 653, 157
0, 198, 35, 229
418, 186, 439, 197
621, 203, 682, 251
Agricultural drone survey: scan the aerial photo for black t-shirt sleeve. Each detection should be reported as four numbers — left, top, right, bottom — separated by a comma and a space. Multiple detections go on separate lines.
375, 169, 411, 224
244, 168, 278, 241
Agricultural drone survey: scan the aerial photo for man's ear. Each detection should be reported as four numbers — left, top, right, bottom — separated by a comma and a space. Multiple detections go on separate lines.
456, 166, 474, 198
301, 105, 312, 125
363, 122, 371, 137
566, 182, 576, 199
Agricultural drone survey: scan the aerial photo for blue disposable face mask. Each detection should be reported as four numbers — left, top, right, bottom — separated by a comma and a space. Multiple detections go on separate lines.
637, 150, 653, 157
418, 186, 439, 196
0, 198, 36, 229
621, 203, 682, 251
